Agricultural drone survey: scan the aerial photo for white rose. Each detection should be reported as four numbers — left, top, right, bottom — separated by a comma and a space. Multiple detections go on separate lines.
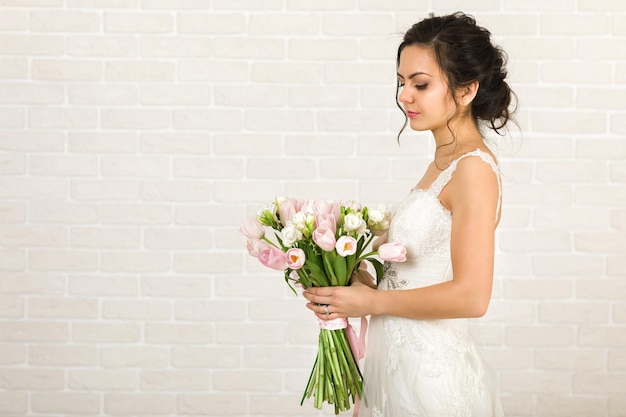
368, 208, 385, 225
368, 206, 390, 235
291, 212, 308, 231
282, 224, 302, 246
344, 213, 366, 233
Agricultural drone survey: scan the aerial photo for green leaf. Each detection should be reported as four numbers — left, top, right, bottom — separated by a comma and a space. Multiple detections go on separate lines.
345, 253, 357, 283
322, 251, 339, 286
356, 235, 365, 253
284, 270, 298, 295
368, 258, 384, 284
303, 245, 329, 287
305, 261, 328, 287
295, 268, 312, 289
274, 232, 286, 250
333, 254, 347, 286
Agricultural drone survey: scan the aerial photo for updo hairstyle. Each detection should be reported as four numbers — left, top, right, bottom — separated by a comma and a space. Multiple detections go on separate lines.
396, 12, 516, 138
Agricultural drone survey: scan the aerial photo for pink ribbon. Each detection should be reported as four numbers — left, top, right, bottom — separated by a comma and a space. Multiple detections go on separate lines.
348, 317, 367, 417
317, 317, 348, 331
346, 316, 368, 361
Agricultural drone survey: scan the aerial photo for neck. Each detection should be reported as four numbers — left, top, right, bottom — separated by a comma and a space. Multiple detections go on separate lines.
432, 116, 482, 154
430, 116, 483, 168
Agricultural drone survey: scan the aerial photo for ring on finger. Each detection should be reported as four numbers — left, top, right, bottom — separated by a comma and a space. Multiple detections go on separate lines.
324, 305, 329, 316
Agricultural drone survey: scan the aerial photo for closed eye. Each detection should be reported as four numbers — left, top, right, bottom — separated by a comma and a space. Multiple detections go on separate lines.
397, 82, 427, 90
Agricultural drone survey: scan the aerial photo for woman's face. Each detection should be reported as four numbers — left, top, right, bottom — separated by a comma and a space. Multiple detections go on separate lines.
397, 45, 457, 134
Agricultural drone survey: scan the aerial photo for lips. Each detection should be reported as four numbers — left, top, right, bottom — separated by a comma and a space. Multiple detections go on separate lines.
406, 111, 419, 118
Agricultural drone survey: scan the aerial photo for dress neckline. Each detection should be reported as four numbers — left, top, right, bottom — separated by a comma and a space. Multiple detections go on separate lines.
410, 148, 501, 223
411, 148, 493, 193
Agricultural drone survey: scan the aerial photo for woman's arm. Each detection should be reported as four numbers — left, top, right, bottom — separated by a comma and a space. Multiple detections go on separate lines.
304, 156, 500, 320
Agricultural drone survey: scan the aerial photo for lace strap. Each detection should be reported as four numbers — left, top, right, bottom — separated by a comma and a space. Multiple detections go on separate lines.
430, 149, 502, 223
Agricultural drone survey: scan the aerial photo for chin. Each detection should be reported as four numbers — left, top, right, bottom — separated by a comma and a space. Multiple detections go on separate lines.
409, 120, 430, 132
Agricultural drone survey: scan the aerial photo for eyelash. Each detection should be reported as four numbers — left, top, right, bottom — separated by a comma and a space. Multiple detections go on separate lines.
398, 82, 428, 90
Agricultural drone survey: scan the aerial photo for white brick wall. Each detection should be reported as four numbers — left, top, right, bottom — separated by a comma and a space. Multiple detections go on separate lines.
0, 1, 624, 416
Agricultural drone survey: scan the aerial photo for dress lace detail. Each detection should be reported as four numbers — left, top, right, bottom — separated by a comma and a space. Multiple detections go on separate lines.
361, 149, 504, 417
371, 407, 384, 417
379, 261, 407, 290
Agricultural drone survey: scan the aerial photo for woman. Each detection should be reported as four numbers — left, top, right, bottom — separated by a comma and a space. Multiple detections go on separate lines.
303, 12, 515, 417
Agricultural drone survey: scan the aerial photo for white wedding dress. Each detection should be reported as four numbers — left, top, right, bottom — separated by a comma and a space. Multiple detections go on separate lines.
360, 149, 505, 417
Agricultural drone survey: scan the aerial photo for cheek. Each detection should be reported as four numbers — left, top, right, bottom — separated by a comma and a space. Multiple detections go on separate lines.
435, 91, 456, 114
419, 92, 447, 115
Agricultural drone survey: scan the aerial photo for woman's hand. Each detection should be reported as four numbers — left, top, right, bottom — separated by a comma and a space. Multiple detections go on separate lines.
303, 280, 377, 320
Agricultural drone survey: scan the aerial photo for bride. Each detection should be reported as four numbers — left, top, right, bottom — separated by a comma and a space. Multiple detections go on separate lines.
303, 12, 515, 417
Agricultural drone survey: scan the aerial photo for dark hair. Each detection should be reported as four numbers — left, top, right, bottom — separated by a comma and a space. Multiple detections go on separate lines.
396, 12, 517, 141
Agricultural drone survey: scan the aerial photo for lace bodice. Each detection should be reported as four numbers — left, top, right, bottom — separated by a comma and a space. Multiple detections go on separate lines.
380, 149, 501, 291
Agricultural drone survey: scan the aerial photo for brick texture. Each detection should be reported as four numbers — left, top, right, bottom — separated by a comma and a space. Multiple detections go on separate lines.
0, 2, 624, 417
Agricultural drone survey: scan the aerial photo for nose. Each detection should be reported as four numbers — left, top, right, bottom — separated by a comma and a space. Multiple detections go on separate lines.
398, 85, 412, 104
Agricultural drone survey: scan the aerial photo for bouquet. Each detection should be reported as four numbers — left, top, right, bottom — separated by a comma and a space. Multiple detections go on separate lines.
240, 197, 406, 414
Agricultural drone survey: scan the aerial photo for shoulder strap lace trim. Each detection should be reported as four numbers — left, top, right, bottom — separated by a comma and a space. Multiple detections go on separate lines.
429, 149, 502, 223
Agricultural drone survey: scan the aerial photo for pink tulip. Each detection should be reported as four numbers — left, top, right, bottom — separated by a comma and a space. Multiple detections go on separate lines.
313, 199, 334, 217
315, 213, 337, 234
335, 236, 357, 257
341, 199, 362, 212
333, 203, 342, 222
377, 242, 407, 262
312, 227, 336, 252
246, 239, 271, 257
297, 198, 315, 214
258, 246, 288, 271
239, 217, 265, 240
286, 248, 306, 269
278, 198, 297, 226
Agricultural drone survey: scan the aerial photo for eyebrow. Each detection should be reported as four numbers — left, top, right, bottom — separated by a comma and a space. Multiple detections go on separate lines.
397, 71, 432, 80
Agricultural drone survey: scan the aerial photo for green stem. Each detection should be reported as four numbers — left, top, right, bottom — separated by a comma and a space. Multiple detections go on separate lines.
300, 354, 317, 405
324, 330, 344, 391
356, 250, 377, 263
301, 329, 363, 413
332, 331, 350, 410
316, 333, 324, 409
335, 333, 353, 387
337, 330, 363, 399
361, 233, 375, 254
